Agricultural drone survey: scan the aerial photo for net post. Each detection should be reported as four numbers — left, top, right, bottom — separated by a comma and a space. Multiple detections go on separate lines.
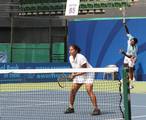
122, 67, 131, 120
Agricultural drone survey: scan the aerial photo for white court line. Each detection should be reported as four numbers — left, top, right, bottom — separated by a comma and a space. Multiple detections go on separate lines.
104, 115, 146, 120
0, 101, 67, 109
0, 97, 122, 106
131, 105, 146, 119
0, 115, 124, 120
1, 96, 146, 108
132, 115, 146, 119
0, 99, 63, 103
0, 91, 58, 95
0, 98, 122, 107
107, 118, 123, 120
1, 102, 121, 108
132, 105, 146, 108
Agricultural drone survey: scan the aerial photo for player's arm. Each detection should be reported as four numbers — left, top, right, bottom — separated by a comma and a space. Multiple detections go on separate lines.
123, 23, 130, 34
75, 63, 87, 75
71, 63, 87, 79
123, 53, 133, 58
123, 23, 135, 41
120, 49, 133, 58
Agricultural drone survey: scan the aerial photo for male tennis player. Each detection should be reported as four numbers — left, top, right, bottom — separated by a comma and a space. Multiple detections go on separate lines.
122, 22, 138, 88
64, 44, 100, 115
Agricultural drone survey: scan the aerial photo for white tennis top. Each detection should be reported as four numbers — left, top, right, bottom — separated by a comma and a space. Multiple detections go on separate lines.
69, 53, 94, 83
126, 34, 138, 58
69, 53, 92, 68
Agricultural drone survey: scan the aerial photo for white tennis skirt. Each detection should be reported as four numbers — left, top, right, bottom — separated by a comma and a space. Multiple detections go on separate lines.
73, 73, 95, 84
124, 57, 136, 67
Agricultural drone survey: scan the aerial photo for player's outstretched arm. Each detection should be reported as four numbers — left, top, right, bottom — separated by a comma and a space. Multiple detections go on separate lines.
123, 23, 130, 34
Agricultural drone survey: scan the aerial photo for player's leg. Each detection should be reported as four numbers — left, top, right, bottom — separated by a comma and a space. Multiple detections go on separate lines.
133, 66, 136, 81
128, 59, 136, 89
129, 58, 136, 81
64, 83, 82, 113
129, 67, 134, 80
69, 83, 82, 108
85, 83, 101, 115
124, 57, 130, 80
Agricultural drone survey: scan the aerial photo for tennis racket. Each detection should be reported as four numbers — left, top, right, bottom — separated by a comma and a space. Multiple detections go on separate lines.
57, 74, 72, 88
121, 7, 126, 24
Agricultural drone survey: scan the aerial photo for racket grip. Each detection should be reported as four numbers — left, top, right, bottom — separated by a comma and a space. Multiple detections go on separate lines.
123, 17, 126, 24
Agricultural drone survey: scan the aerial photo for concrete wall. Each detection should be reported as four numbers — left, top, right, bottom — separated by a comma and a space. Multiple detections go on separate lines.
0, 0, 11, 17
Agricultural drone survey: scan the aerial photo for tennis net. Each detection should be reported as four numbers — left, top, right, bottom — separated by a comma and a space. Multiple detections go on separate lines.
0, 67, 124, 120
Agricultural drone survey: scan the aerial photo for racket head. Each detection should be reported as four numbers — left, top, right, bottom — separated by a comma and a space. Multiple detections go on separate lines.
57, 74, 71, 88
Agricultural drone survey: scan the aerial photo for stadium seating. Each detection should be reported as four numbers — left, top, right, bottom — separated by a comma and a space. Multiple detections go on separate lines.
18, 0, 131, 15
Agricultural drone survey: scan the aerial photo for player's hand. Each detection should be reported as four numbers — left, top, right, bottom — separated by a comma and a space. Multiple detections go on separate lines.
130, 56, 136, 63
123, 22, 126, 25
119, 48, 125, 54
69, 73, 76, 80
120, 49, 127, 57
130, 56, 135, 60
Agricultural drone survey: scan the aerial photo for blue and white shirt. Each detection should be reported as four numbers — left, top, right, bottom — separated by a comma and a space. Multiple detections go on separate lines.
126, 34, 138, 58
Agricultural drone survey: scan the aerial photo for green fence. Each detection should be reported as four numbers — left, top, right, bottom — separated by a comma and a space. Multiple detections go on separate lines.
0, 43, 65, 63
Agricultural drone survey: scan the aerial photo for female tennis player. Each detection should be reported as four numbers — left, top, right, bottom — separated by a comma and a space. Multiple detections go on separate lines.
64, 44, 101, 115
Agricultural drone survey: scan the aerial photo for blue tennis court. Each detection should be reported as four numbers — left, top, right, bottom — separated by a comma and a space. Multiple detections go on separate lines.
131, 93, 146, 120
0, 81, 123, 120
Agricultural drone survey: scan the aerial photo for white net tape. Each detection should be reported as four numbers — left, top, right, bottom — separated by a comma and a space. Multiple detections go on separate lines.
0, 67, 118, 74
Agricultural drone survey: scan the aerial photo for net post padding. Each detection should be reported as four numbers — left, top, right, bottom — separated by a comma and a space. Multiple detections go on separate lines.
122, 67, 132, 120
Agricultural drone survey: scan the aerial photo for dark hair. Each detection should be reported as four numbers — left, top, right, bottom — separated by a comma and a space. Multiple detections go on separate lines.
69, 44, 81, 53
133, 38, 138, 44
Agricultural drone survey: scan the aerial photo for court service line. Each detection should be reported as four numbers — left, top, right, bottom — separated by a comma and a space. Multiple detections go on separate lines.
0, 115, 124, 120
0, 99, 67, 103
1, 101, 67, 108
0, 91, 61, 95
1, 101, 121, 108
132, 105, 146, 108
0, 98, 122, 107
108, 118, 123, 120
132, 115, 146, 119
